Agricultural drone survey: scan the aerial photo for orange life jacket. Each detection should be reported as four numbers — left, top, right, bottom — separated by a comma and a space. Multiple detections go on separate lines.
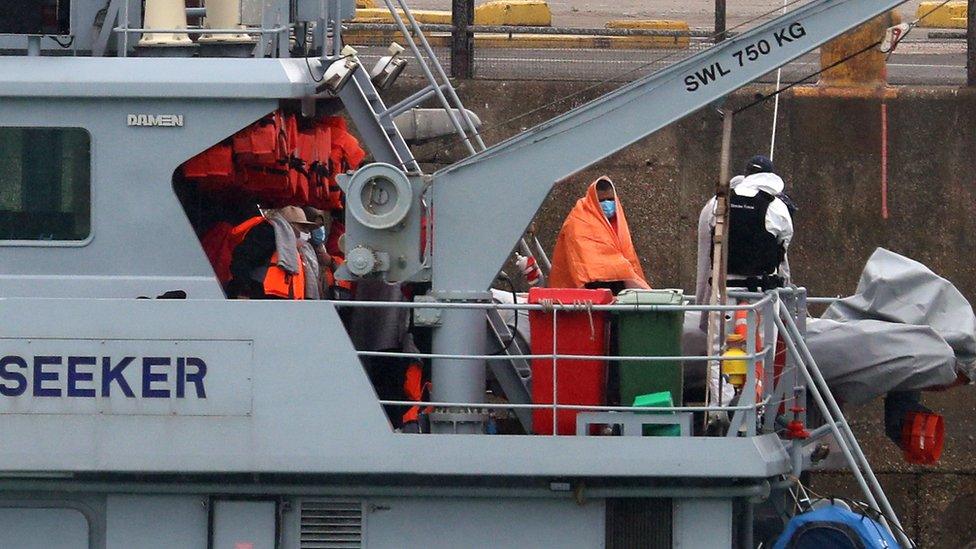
233, 216, 306, 300
203, 217, 266, 286
402, 361, 432, 425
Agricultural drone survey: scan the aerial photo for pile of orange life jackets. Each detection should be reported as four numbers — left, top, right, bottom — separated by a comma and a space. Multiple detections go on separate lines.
182, 111, 366, 211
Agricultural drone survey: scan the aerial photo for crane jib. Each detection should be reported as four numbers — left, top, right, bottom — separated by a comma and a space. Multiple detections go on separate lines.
685, 22, 809, 92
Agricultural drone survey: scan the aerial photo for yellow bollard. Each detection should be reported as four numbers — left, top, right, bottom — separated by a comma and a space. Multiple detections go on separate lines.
475, 0, 552, 26
915, 0, 967, 29
818, 11, 900, 87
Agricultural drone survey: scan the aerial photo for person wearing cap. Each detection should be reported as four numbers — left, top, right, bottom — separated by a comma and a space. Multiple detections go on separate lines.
548, 176, 649, 293
227, 205, 318, 299
300, 206, 331, 300
695, 154, 795, 307
302, 206, 354, 301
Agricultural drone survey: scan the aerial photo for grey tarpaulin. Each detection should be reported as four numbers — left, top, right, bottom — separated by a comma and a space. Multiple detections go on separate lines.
681, 312, 958, 405
807, 248, 975, 403
682, 247, 972, 404
805, 318, 956, 405
823, 247, 976, 378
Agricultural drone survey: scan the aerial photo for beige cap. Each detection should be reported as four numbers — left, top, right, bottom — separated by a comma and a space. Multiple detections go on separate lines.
278, 205, 318, 230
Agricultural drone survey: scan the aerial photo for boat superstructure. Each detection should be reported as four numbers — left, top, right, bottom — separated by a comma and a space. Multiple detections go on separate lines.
0, 1, 914, 547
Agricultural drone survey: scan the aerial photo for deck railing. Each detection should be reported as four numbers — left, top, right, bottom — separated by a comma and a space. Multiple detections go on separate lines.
334, 289, 790, 439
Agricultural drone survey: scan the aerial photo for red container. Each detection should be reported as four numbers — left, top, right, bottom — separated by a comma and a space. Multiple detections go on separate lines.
528, 287, 613, 435
901, 411, 945, 465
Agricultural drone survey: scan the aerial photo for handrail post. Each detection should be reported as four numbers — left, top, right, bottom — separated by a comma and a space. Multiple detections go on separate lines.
743, 306, 758, 436
381, 0, 478, 155
761, 292, 779, 433
451, 0, 475, 78
714, 0, 727, 43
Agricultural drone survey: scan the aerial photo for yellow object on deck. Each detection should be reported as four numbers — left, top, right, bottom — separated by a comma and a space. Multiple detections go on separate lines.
346, 1, 690, 50
721, 334, 749, 389
605, 19, 688, 30
915, 0, 967, 28
343, 30, 690, 50
353, 8, 453, 24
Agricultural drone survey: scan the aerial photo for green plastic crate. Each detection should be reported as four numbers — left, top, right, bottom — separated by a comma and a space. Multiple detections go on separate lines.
633, 390, 681, 437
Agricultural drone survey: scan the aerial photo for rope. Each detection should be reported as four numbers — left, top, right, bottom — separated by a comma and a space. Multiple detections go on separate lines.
572, 299, 597, 340
796, 480, 919, 548
769, 0, 789, 161
538, 298, 597, 338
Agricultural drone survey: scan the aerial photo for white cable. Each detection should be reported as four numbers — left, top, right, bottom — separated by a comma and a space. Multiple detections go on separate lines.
769, 0, 789, 161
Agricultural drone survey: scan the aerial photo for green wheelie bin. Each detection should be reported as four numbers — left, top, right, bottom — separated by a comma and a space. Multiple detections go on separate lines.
614, 289, 685, 408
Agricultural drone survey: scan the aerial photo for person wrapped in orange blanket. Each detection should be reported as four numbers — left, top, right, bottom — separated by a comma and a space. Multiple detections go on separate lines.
548, 176, 649, 293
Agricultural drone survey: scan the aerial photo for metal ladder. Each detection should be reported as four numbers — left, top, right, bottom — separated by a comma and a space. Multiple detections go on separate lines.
338, 0, 552, 421
331, 0, 481, 174
376, 0, 485, 158
774, 299, 911, 548
486, 309, 533, 432
351, 0, 552, 412
337, 68, 423, 173
346, 0, 553, 270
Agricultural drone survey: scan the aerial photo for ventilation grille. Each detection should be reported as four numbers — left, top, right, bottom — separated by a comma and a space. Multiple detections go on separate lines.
300, 500, 363, 549
605, 498, 672, 549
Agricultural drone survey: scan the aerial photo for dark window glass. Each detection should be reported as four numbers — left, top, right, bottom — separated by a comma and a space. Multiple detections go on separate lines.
0, 128, 91, 242
0, 1, 71, 35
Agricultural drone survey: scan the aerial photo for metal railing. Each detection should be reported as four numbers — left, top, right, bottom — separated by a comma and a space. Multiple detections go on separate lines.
334, 291, 782, 438
104, 0, 293, 58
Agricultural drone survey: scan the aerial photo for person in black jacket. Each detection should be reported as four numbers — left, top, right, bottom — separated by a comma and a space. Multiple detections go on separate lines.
227, 206, 317, 299
695, 155, 795, 306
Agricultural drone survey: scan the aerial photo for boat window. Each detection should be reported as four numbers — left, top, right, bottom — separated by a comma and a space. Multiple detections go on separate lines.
0, 127, 91, 242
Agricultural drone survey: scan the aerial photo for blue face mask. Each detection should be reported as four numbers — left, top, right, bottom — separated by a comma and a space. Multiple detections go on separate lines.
310, 226, 327, 247
600, 199, 616, 218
